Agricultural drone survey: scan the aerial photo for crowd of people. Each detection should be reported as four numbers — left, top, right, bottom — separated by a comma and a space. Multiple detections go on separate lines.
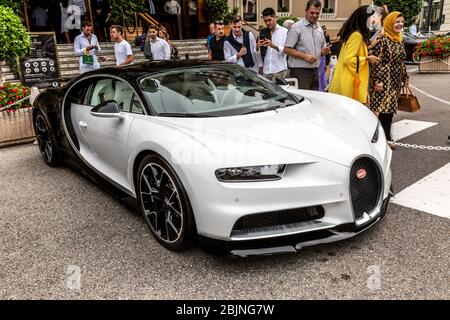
29, 0, 112, 43
206, 1, 409, 149
30, 0, 199, 43
73, 21, 181, 72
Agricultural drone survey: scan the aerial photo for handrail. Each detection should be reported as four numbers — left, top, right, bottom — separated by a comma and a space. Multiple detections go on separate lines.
137, 12, 161, 28
242, 20, 259, 33
23, 0, 30, 31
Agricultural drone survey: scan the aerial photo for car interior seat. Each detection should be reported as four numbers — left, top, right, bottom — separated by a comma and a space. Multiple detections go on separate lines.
91, 79, 115, 106
114, 81, 134, 112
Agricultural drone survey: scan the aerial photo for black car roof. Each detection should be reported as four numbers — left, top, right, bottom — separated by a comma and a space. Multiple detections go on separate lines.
93, 60, 230, 77
65, 60, 233, 87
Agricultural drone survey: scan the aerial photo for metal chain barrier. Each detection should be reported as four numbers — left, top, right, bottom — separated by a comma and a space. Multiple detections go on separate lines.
0, 94, 32, 112
412, 57, 450, 65
392, 141, 450, 151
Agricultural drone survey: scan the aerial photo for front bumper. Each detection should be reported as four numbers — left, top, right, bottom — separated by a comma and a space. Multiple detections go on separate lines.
198, 191, 392, 257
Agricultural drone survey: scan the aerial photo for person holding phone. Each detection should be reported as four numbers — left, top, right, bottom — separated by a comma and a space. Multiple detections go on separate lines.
284, 0, 330, 90
74, 21, 101, 73
257, 7, 288, 82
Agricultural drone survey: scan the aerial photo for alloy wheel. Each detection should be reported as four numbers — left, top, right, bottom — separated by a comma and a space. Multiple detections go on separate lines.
35, 114, 53, 163
139, 163, 184, 244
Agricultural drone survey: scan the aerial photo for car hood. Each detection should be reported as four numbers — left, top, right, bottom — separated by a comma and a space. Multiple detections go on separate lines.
152, 90, 378, 167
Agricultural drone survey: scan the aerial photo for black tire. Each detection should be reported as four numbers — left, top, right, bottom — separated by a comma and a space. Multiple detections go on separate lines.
34, 111, 59, 167
136, 153, 196, 251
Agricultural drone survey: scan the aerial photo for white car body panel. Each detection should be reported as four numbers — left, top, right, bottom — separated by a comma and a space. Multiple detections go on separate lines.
123, 89, 391, 240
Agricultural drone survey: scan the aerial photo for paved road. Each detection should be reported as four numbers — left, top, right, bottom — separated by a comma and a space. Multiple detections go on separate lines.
0, 68, 449, 300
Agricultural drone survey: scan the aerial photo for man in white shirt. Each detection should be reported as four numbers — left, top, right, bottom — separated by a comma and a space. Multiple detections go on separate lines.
143, 26, 171, 60
223, 15, 261, 73
106, 25, 135, 66
257, 7, 288, 82
164, 0, 181, 15
74, 21, 101, 73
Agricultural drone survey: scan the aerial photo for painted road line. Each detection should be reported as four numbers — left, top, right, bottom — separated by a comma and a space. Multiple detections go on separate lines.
391, 119, 438, 141
391, 163, 450, 219
409, 84, 450, 106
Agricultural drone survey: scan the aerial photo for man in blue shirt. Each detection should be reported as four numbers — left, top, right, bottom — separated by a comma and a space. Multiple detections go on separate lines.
74, 21, 102, 73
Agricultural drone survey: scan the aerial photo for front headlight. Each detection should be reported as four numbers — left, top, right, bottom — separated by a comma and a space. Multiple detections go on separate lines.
215, 164, 287, 182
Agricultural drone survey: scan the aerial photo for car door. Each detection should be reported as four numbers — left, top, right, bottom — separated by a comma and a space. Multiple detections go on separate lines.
72, 76, 138, 191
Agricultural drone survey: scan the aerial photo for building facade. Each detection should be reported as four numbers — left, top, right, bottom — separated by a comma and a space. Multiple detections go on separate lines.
442, 0, 450, 31
417, 0, 447, 32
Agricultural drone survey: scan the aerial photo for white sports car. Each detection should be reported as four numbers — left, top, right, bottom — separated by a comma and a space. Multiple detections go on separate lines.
33, 61, 392, 256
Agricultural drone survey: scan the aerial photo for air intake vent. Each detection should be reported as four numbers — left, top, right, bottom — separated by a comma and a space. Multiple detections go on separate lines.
350, 157, 382, 220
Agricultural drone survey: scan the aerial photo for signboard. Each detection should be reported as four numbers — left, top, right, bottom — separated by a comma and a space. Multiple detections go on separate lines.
19, 32, 61, 89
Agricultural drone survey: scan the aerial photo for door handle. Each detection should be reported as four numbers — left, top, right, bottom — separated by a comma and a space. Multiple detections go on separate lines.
78, 121, 87, 129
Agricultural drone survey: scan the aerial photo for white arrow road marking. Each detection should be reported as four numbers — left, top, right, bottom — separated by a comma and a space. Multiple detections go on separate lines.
391, 163, 450, 219
391, 119, 438, 141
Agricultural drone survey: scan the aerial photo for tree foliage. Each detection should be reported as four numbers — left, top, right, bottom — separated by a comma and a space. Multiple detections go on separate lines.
0, 0, 23, 15
110, 0, 147, 26
277, 16, 299, 27
204, 0, 229, 23
374, 0, 422, 26
0, 5, 31, 61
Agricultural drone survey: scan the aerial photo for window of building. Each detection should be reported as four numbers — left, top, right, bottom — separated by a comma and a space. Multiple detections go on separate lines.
322, 0, 336, 14
243, 0, 257, 22
277, 0, 290, 12
419, 0, 444, 31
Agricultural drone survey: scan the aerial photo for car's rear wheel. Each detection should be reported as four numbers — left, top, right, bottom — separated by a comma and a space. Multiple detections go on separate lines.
136, 154, 196, 251
34, 112, 59, 167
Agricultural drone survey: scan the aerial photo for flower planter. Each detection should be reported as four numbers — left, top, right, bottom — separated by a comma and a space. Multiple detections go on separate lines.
419, 56, 450, 73
0, 108, 35, 148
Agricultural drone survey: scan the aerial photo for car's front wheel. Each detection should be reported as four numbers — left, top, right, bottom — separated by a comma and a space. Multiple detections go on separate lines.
136, 154, 196, 251
34, 112, 59, 167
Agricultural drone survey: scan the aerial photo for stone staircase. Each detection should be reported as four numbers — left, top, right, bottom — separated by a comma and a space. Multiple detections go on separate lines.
2, 39, 208, 82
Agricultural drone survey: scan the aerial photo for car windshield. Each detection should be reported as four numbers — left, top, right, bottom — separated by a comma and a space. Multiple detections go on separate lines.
139, 64, 301, 117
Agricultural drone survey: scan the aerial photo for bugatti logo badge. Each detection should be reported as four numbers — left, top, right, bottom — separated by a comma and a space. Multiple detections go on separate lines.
356, 169, 367, 179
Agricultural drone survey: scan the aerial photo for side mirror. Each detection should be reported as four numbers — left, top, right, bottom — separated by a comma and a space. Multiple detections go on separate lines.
90, 100, 123, 119
275, 78, 288, 86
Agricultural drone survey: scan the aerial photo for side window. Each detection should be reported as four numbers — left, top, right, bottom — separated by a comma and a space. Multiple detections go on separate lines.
66, 79, 92, 105
131, 93, 144, 114
88, 78, 140, 113
89, 78, 115, 106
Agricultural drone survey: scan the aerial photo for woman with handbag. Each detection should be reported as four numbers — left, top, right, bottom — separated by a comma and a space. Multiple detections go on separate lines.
328, 6, 380, 104
369, 12, 409, 149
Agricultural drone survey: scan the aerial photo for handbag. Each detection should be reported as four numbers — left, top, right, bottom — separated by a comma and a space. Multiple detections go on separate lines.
352, 56, 360, 100
398, 86, 420, 112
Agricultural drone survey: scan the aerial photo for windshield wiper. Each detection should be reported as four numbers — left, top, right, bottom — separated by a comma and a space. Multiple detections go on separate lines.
158, 112, 215, 118
242, 100, 296, 115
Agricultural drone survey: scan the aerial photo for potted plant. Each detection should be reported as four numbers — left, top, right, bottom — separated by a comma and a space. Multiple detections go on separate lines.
0, 82, 34, 147
414, 35, 450, 73
277, 15, 299, 27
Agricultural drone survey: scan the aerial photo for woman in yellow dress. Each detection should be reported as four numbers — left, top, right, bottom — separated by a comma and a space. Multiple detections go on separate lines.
328, 6, 380, 104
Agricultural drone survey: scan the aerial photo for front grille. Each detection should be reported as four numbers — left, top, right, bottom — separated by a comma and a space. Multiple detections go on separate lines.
350, 157, 382, 220
232, 206, 325, 234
